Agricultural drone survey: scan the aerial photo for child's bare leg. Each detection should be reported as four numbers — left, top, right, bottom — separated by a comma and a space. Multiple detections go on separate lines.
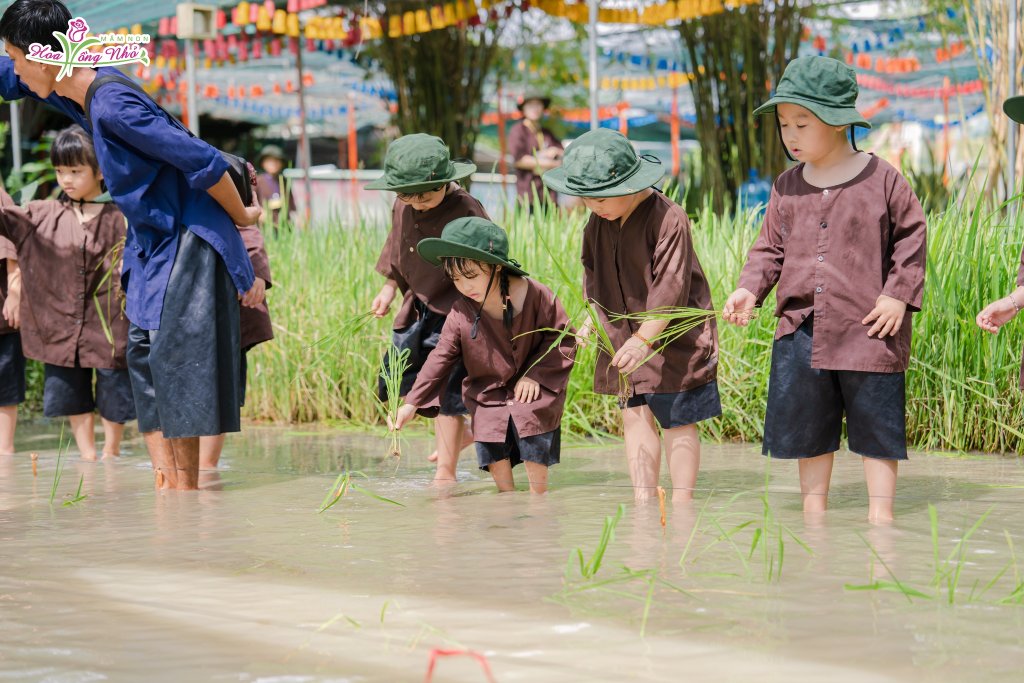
169, 436, 201, 490
863, 457, 898, 524
427, 415, 472, 463
798, 452, 835, 514
432, 414, 466, 484
0, 405, 16, 455
100, 418, 124, 458
199, 434, 226, 470
144, 431, 176, 489
488, 459, 516, 492
623, 405, 662, 503
524, 461, 548, 494
663, 423, 700, 503
68, 413, 97, 461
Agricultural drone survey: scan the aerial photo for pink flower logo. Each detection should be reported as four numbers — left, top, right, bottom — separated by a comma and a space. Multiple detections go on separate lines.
67, 18, 89, 43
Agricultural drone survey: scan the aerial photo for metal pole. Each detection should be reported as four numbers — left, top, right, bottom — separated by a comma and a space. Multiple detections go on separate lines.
185, 37, 199, 136
1009, 0, 1019, 200
9, 101, 21, 176
295, 36, 313, 227
588, 0, 598, 130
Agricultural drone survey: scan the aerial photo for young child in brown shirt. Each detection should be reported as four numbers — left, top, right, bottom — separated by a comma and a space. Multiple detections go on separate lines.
392, 217, 574, 493
0, 124, 135, 461
724, 57, 927, 523
543, 129, 721, 504
367, 134, 489, 484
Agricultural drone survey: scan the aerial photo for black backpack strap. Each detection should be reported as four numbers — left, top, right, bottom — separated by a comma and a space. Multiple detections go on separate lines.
85, 73, 195, 139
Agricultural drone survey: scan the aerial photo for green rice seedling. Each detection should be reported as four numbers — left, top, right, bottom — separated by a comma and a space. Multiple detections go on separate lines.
571, 503, 625, 581
928, 504, 994, 604
845, 532, 933, 602
48, 422, 68, 506
317, 470, 405, 513
62, 475, 87, 507
377, 344, 411, 458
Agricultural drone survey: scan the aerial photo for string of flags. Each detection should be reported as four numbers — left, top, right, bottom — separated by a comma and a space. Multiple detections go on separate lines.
531, 0, 761, 25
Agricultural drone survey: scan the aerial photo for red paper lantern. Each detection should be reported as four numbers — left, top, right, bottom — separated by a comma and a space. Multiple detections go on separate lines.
216, 10, 227, 29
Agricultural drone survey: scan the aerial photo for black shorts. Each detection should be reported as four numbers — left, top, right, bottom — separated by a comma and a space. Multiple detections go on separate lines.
763, 318, 907, 460
475, 417, 560, 471
126, 227, 241, 438
43, 363, 136, 423
624, 380, 722, 429
379, 302, 468, 418
0, 332, 25, 407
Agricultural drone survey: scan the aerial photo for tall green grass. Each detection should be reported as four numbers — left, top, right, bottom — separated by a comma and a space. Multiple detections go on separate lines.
245, 193, 1024, 453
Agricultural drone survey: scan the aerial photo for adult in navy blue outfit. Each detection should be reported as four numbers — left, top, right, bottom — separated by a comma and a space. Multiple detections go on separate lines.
0, 0, 264, 490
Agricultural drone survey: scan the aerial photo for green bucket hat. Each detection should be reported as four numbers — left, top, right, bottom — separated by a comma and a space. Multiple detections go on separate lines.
417, 217, 528, 277
366, 133, 477, 193
257, 144, 287, 164
753, 56, 871, 129
1004, 96, 1024, 124
541, 129, 664, 198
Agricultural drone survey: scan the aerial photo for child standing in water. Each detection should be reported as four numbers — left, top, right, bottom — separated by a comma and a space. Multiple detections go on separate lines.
543, 128, 721, 504
392, 217, 574, 493
0, 125, 134, 460
723, 56, 927, 523
368, 134, 486, 484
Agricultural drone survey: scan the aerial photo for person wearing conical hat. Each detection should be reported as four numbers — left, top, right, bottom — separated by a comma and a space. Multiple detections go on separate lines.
508, 93, 563, 207
392, 217, 575, 493
367, 134, 488, 484
543, 128, 721, 505
724, 56, 928, 523
977, 96, 1024, 389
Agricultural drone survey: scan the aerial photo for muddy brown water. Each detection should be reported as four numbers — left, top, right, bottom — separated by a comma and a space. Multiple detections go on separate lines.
2, 424, 1024, 681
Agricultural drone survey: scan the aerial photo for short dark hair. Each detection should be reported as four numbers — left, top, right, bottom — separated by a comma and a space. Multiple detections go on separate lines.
50, 124, 98, 171
0, 0, 71, 53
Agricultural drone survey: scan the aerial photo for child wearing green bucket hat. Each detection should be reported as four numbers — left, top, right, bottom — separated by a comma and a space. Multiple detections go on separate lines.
976, 96, 1024, 387
543, 128, 721, 505
367, 133, 488, 483
391, 217, 575, 493
723, 55, 928, 524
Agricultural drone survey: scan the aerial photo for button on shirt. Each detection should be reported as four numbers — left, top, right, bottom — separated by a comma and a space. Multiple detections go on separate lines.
0, 59, 255, 330
0, 191, 129, 369
374, 187, 488, 330
582, 191, 719, 396
737, 155, 927, 373
404, 279, 575, 442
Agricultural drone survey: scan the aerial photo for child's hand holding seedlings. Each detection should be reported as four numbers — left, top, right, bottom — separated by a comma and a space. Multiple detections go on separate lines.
862, 294, 907, 338
575, 316, 594, 348
611, 336, 647, 374
390, 403, 418, 431
723, 287, 757, 326
976, 290, 1024, 334
514, 376, 540, 403
371, 280, 398, 317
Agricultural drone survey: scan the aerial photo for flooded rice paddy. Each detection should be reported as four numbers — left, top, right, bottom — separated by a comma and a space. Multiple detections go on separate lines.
2, 424, 1024, 681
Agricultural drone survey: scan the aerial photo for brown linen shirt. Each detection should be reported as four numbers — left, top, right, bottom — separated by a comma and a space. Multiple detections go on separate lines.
737, 155, 927, 373
238, 222, 274, 351
0, 236, 16, 336
374, 186, 489, 330
508, 121, 562, 202
404, 279, 575, 441
0, 190, 129, 369
582, 191, 719, 397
